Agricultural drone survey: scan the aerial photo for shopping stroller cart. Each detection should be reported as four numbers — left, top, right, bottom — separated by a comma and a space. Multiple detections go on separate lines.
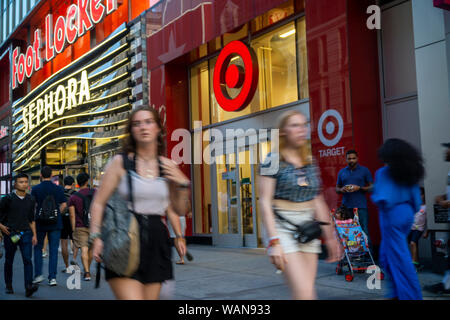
331, 208, 384, 282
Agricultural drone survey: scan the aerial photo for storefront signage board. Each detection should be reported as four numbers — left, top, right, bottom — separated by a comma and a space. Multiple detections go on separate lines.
12, 0, 118, 89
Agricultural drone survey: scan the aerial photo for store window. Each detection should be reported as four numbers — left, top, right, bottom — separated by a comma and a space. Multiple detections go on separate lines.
192, 131, 212, 234
297, 17, 308, 100
251, 0, 295, 33
190, 61, 211, 127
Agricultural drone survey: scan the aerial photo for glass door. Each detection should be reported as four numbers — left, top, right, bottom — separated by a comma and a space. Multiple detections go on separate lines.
211, 139, 260, 247
237, 145, 258, 248
212, 148, 242, 247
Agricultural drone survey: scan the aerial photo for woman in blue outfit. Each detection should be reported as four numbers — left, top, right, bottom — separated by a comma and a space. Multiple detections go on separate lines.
371, 138, 424, 300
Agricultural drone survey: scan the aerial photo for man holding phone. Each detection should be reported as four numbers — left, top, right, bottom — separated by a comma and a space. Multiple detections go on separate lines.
336, 150, 373, 245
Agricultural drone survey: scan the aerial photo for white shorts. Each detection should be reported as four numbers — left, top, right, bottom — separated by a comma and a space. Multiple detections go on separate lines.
168, 216, 186, 238
273, 209, 322, 254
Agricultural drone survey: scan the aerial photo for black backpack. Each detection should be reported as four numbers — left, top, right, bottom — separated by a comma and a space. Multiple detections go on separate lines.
37, 195, 58, 224
63, 189, 75, 217
74, 189, 94, 227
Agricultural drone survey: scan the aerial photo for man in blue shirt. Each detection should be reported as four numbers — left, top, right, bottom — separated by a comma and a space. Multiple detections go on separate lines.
31, 166, 67, 286
336, 150, 373, 244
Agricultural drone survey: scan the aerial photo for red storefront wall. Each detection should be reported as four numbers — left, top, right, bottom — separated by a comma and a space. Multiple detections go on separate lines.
148, 0, 383, 242
306, 0, 383, 245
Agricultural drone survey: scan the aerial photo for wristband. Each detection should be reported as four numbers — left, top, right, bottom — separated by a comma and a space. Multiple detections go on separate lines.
88, 232, 102, 246
267, 238, 280, 249
177, 182, 190, 189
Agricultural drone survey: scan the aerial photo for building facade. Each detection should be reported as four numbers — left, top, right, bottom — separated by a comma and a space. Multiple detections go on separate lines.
1, 0, 449, 264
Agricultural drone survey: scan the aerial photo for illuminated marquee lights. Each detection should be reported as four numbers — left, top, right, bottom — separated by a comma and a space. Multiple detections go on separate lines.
12, 0, 118, 89
21, 70, 90, 135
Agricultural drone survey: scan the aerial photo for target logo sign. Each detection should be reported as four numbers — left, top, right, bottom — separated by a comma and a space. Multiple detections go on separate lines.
213, 41, 259, 112
318, 109, 344, 147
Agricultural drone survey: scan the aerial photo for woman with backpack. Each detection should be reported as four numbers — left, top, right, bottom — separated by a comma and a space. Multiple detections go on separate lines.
89, 105, 190, 300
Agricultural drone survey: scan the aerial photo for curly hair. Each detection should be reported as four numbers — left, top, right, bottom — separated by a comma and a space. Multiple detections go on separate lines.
378, 138, 425, 186
122, 105, 165, 156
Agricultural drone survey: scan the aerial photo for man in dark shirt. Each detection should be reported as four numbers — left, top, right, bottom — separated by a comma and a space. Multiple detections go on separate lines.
69, 172, 95, 281
0, 172, 39, 297
31, 166, 67, 286
336, 150, 373, 244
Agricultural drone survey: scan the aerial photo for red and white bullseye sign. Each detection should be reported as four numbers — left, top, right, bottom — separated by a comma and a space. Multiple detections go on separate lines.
213, 41, 258, 112
318, 109, 344, 147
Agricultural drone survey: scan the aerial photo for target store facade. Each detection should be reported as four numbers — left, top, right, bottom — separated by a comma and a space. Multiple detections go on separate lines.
147, 0, 450, 253
146, 0, 384, 248
2, 0, 449, 253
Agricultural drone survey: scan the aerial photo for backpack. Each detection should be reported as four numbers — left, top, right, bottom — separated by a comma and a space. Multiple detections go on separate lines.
74, 189, 94, 227
63, 189, 75, 217
37, 195, 58, 224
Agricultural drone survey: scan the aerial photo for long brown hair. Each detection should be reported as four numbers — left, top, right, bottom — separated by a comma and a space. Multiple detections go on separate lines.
277, 110, 312, 165
122, 105, 165, 156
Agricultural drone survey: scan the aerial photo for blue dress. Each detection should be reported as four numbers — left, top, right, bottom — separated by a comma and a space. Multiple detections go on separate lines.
371, 166, 423, 300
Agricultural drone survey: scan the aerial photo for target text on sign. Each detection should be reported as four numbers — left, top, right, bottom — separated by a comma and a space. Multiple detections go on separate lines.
319, 147, 345, 158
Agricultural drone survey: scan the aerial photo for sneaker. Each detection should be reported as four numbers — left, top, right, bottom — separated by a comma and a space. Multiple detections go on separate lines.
70, 260, 78, 266
48, 279, 57, 286
83, 272, 91, 281
5, 284, 13, 294
25, 284, 38, 297
424, 282, 450, 295
42, 251, 48, 258
61, 267, 70, 273
32, 275, 45, 284
186, 251, 194, 261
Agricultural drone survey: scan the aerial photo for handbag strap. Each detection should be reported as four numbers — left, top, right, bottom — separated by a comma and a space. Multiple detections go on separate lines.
273, 209, 329, 229
122, 153, 136, 214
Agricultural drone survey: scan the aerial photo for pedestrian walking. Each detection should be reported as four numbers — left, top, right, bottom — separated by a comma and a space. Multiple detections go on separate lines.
68, 172, 95, 281
258, 110, 342, 300
371, 138, 424, 300
0, 172, 39, 297
31, 166, 67, 286
424, 142, 450, 295
336, 150, 373, 245
89, 105, 191, 300
408, 187, 428, 272
61, 176, 76, 273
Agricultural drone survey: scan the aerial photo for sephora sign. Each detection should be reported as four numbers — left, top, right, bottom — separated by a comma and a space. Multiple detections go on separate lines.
12, 0, 118, 89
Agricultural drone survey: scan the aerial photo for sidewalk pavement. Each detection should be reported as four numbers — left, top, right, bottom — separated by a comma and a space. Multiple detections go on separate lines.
0, 244, 448, 300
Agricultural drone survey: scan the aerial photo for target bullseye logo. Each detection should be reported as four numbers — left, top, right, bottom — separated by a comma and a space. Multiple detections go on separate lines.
213, 41, 259, 112
318, 109, 344, 147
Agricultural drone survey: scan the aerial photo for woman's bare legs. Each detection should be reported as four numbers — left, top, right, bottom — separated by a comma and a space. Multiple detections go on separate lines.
108, 278, 145, 300
108, 278, 162, 300
143, 283, 162, 300
283, 251, 318, 300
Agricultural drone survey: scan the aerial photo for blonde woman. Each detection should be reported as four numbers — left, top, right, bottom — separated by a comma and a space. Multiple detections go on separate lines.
258, 110, 342, 300
89, 105, 190, 300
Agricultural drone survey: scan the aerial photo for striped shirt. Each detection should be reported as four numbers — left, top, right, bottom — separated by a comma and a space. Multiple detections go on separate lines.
259, 153, 322, 202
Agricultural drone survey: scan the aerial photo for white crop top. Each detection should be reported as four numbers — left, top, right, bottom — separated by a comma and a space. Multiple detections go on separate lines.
117, 170, 169, 216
